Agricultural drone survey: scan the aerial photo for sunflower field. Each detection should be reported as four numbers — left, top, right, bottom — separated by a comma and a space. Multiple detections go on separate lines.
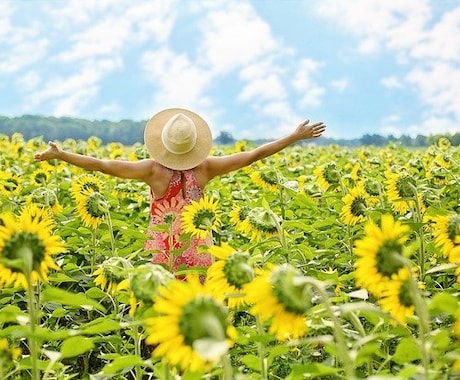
0, 132, 460, 380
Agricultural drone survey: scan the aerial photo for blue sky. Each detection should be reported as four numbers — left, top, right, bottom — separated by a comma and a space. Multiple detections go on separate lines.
1, 0, 459, 140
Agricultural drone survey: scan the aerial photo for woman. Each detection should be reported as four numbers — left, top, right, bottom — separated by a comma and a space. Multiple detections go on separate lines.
34, 108, 326, 275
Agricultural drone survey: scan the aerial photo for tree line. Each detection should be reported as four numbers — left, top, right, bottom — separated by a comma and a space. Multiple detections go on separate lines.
1, 114, 459, 147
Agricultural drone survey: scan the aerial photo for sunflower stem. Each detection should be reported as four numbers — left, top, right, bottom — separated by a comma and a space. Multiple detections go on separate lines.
408, 274, 432, 379
305, 277, 355, 379
221, 352, 233, 380
256, 316, 268, 380
133, 324, 142, 380
409, 184, 426, 280
21, 246, 40, 380
104, 211, 116, 256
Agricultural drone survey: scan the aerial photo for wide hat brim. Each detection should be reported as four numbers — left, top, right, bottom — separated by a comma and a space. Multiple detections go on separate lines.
144, 108, 212, 170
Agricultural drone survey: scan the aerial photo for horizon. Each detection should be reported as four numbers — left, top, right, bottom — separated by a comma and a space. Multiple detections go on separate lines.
1, 1, 460, 140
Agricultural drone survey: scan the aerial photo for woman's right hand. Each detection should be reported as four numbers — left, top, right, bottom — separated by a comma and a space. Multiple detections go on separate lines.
34, 141, 61, 161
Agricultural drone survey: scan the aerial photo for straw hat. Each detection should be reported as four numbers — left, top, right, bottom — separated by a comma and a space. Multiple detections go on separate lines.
144, 108, 213, 170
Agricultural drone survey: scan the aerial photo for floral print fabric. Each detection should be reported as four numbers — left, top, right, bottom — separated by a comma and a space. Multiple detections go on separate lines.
144, 169, 213, 273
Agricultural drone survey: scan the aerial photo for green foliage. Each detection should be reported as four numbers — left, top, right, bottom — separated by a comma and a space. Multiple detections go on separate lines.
0, 135, 459, 379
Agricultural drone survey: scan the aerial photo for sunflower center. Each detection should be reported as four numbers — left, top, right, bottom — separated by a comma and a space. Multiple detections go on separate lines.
82, 181, 102, 192
193, 210, 216, 230
271, 266, 311, 315
85, 193, 107, 218
223, 252, 254, 289
34, 172, 48, 184
447, 214, 460, 244
237, 206, 249, 222
376, 240, 405, 277
398, 279, 413, 307
179, 297, 228, 347
350, 196, 367, 217
3, 232, 45, 272
396, 175, 416, 198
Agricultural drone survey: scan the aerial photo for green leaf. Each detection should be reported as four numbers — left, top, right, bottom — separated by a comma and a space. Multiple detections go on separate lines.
102, 355, 146, 374
42, 286, 106, 312
60, 336, 94, 358
392, 337, 421, 364
0, 305, 27, 323
241, 353, 260, 372
429, 293, 458, 315
287, 363, 338, 379
85, 286, 108, 299
81, 317, 121, 335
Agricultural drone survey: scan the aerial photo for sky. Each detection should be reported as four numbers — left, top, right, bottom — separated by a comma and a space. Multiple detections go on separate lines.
1, 0, 460, 141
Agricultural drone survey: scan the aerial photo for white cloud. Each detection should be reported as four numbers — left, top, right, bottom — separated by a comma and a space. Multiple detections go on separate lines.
409, 8, 460, 62
314, 0, 430, 55
238, 73, 286, 102
381, 76, 403, 89
140, 47, 213, 112
406, 62, 460, 118
198, 1, 278, 74
16, 71, 42, 91
314, 0, 460, 135
330, 78, 349, 93
292, 59, 325, 108
28, 58, 121, 115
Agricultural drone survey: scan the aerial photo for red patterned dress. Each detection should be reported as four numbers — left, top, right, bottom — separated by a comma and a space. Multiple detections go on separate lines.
144, 168, 213, 275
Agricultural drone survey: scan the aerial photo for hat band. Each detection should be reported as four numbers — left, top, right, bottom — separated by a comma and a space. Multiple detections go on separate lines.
161, 113, 197, 155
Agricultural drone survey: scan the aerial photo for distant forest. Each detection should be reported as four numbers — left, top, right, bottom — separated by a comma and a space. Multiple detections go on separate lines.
1, 114, 459, 147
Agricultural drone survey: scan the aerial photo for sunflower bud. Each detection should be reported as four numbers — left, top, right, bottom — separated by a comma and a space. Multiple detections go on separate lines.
94, 257, 132, 293
130, 263, 174, 304
223, 251, 254, 289
271, 264, 312, 314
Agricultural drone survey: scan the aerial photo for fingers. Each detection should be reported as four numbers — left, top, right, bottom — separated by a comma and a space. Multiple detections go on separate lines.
311, 122, 326, 137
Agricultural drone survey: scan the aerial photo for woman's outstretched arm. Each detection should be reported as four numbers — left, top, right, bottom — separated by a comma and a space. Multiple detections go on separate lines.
204, 119, 326, 179
34, 141, 154, 180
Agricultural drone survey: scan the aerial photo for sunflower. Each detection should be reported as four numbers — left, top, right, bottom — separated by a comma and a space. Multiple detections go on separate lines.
432, 213, 460, 262
30, 167, 51, 186
207, 243, 254, 309
340, 183, 371, 225
145, 275, 237, 373
74, 189, 108, 229
229, 204, 251, 236
0, 171, 23, 198
354, 214, 410, 297
0, 206, 65, 289
181, 195, 221, 239
0, 338, 22, 371
377, 267, 415, 325
434, 153, 452, 170
71, 173, 104, 197
234, 140, 249, 152
249, 166, 281, 193
93, 256, 132, 294
385, 169, 421, 215
244, 264, 311, 340
313, 162, 341, 191
246, 207, 280, 241
129, 263, 174, 316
